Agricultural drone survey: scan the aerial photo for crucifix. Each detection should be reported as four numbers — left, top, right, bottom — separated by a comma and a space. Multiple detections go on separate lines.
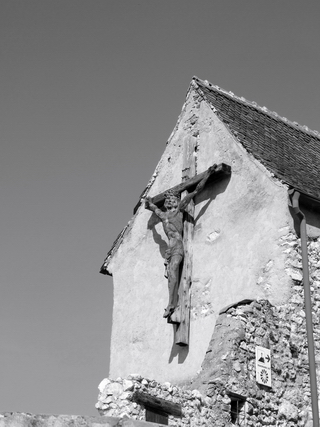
143, 145, 230, 346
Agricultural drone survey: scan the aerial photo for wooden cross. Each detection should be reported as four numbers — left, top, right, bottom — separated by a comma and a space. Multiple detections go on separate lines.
145, 159, 230, 347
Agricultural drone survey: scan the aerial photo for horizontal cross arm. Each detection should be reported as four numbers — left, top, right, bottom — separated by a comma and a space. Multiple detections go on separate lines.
134, 163, 230, 213
149, 163, 231, 209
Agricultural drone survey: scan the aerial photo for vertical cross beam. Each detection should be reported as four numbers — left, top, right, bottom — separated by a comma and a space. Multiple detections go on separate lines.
174, 136, 196, 346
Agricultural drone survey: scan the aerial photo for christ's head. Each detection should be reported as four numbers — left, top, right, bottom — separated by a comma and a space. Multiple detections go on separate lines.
164, 190, 180, 211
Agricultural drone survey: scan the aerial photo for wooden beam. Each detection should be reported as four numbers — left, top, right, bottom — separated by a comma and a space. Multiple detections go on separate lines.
134, 163, 231, 213
172, 136, 196, 346
132, 391, 182, 418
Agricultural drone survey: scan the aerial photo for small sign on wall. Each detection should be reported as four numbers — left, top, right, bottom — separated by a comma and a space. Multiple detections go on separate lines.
256, 346, 271, 387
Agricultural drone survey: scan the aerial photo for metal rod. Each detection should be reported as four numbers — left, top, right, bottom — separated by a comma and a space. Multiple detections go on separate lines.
288, 189, 319, 427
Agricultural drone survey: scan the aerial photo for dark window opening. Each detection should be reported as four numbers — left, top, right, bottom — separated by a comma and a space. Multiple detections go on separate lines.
146, 408, 168, 425
132, 391, 182, 425
228, 392, 246, 425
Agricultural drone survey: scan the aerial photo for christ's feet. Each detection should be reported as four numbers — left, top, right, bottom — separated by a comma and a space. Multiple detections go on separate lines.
163, 305, 175, 318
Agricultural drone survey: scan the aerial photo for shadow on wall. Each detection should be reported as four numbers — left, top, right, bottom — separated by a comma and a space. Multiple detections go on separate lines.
194, 174, 231, 222
147, 215, 167, 260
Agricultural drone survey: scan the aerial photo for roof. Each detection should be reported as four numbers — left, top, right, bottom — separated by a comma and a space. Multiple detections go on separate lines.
192, 76, 320, 202
101, 77, 320, 275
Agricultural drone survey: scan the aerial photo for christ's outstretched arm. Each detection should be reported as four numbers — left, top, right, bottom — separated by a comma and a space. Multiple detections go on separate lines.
178, 164, 217, 211
144, 197, 165, 219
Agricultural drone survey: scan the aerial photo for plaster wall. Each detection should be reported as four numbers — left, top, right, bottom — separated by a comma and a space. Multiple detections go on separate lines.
107, 89, 294, 384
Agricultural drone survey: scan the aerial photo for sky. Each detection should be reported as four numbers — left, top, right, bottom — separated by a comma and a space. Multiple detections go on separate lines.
1, 0, 320, 417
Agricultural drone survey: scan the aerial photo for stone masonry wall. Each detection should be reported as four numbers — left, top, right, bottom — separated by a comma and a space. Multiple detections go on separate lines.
97, 233, 320, 426
96, 375, 231, 426
0, 413, 163, 427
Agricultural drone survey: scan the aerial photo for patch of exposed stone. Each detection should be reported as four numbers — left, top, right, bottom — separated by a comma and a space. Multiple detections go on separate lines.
191, 299, 304, 426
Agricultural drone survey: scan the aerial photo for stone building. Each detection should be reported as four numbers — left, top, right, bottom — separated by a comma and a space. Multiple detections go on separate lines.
96, 77, 320, 426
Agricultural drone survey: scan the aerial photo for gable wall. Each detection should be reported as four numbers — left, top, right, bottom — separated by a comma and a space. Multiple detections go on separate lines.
107, 88, 294, 384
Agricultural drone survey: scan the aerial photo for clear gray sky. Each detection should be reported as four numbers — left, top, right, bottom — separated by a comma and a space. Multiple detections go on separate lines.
1, 0, 319, 416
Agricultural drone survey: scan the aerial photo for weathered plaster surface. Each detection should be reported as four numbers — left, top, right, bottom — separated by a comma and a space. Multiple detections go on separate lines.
107, 88, 294, 384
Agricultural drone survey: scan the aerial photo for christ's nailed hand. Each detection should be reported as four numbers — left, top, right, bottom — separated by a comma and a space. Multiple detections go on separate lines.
143, 197, 151, 209
208, 164, 217, 175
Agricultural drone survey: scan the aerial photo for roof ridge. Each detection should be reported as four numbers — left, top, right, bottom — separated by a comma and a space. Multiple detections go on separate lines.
192, 76, 320, 140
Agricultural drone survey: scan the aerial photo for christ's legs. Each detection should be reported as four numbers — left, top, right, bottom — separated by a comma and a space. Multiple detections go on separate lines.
163, 254, 182, 318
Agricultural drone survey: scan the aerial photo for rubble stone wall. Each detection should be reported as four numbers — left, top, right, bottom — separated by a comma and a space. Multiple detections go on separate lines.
96, 375, 230, 426
0, 413, 162, 427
